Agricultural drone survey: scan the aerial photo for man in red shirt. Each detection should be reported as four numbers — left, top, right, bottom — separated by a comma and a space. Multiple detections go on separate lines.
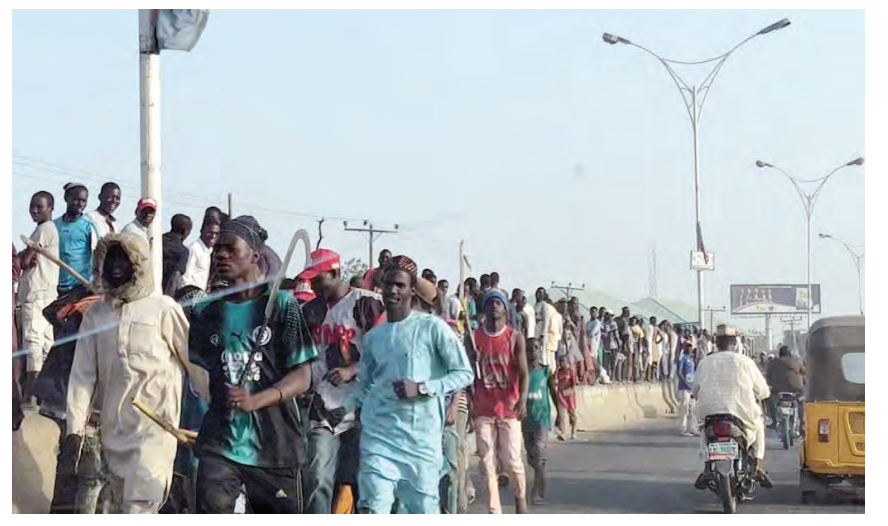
472, 289, 529, 514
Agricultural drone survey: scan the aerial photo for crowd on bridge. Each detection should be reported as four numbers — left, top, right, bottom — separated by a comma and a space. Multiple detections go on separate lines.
13, 180, 729, 515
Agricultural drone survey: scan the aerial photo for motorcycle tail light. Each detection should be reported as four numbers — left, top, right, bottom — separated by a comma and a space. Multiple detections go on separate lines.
818, 419, 831, 442
712, 421, 733, 437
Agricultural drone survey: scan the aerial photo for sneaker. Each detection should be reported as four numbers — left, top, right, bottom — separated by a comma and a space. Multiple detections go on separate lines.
681, 432, 694, 437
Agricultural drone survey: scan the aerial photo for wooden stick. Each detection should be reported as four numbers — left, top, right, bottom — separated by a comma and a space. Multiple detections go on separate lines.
132, 397, 195, 445
19, 234, 93, 290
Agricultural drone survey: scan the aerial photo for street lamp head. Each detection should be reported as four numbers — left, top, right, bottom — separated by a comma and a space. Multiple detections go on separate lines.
818, 233, 830, 239
755, 160, 770, 168
603, 33, 631, 45
759, 19, 791, 35
847, 157, 865, 166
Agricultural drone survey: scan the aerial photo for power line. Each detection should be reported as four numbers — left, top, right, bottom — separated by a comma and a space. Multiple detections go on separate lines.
13, 152, 454, 231
343, 221, 399, 268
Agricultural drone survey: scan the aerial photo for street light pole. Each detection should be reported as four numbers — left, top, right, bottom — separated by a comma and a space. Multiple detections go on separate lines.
819, 233, 865, 315
603, 19, 790, 328
755, 158, 865, 328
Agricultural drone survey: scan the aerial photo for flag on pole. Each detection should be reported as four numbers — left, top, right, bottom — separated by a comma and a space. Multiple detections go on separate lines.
156, 9, 210, 52
696, 221, 710, 265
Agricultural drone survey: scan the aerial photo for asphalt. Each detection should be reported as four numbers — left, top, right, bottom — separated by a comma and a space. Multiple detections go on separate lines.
466, 416, 865, 514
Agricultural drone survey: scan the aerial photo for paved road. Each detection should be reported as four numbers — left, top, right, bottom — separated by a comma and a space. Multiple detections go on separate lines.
467, 416, 865, 514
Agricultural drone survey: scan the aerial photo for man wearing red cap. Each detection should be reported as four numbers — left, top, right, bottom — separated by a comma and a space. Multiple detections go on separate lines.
122, 197, 157, 247
299, 248, 384, 514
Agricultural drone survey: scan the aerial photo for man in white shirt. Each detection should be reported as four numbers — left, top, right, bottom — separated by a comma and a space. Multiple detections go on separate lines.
18, 191, 60, 394
693, 332, 773, 488
180, 217, 220, 291
85, 182, 121, 239
121, 197, 157, 247
586, 307, 602, 374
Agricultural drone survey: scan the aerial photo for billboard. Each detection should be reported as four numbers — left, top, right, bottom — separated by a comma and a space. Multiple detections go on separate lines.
730, 284, 821, 316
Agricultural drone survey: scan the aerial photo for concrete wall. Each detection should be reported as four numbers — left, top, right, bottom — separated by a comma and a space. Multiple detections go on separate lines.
575, 381, 679, 432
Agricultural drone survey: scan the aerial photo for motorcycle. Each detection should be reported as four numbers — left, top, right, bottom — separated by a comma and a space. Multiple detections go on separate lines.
775, 392, 799, 450
697, 414, 761, 514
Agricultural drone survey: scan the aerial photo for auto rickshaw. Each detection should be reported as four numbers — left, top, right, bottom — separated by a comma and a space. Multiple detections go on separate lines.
799, 316, 864, 503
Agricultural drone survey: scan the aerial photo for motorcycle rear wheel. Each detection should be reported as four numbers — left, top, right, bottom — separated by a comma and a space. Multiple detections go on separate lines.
717, 473, 737, 514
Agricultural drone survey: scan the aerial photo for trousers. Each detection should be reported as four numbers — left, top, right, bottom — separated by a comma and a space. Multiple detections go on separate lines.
474, 416, 527, 514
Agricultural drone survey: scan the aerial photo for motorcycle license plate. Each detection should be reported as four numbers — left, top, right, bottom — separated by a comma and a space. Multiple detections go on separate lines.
780, 407, 795, 415
708, 441, 739, 460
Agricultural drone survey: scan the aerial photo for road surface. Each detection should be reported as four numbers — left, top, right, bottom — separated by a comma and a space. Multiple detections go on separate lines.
467, 416, 865, 514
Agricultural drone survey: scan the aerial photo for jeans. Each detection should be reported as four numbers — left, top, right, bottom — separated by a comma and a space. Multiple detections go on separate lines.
474, 416, 527, 514
440, 424, 459, 513
75, 427, 107, 514
306, 425, 359, 514
50, 422, 106, 514
100, 470, 161, 514
455, 406, 473, 513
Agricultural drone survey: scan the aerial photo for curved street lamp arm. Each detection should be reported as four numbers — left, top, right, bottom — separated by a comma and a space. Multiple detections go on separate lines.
762, 163, 812, 216
810, 162, 861, 207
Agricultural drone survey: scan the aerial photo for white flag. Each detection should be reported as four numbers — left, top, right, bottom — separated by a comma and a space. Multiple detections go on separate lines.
156, 9, 210, 52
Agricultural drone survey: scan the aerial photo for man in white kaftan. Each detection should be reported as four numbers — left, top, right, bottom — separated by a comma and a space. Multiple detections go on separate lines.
65, 232, 207, 513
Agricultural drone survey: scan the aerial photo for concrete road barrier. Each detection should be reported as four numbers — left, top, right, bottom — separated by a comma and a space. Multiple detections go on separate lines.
575, 381, 675, 432
12, 413, 60, 514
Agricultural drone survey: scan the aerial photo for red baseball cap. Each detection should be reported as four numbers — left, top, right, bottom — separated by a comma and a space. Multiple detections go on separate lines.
296, 249, 341, 281
137, 197, 158, 212
293, 279, 316, 303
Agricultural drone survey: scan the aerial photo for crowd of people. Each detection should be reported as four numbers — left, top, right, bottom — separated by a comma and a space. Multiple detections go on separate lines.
10, 180, 750, 515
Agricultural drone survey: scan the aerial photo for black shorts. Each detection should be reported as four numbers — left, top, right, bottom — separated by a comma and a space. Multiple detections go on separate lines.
522, 422, 549, 469
196, 451, 303, 514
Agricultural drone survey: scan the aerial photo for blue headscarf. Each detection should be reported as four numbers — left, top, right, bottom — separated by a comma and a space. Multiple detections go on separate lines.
483, 289, 510, 312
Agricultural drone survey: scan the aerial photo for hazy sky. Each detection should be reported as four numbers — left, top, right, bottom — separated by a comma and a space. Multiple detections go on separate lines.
11, 9, 865, 329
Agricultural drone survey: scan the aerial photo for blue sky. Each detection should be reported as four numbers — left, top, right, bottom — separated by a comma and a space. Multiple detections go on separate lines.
11, 9, 865, 329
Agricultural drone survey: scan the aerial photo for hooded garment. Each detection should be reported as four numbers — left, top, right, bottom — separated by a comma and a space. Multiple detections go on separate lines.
67, 232, 204, 505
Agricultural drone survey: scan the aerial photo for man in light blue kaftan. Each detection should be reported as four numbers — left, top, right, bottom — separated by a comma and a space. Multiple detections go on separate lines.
346, 257, 473, 514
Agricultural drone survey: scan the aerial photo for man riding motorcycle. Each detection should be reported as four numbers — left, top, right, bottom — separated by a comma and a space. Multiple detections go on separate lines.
766, 345, 806, 427
693, 332, 773, 489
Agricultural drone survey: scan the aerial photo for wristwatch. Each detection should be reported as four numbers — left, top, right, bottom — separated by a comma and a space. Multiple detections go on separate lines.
417, 382, 430, 397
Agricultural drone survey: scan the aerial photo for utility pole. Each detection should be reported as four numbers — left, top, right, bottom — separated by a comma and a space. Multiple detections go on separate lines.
649, 247, 658, 298
701, 306, 726, 333
139, 9, 163, 291
343, 220, 399, 268
550, 282, 585, 302
780, 316, 804, 352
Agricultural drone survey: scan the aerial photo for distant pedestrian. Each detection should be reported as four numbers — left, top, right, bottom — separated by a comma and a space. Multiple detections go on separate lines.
181, 216, 220, 292
85, 182, 121, 239
122, 197, 157, 247
18, 191, 59, 398
161, 214, 192, 296
555, 355, 578, 441
522, 341, 551, 506
677, 345, 697, 436
54, 182, 97, 295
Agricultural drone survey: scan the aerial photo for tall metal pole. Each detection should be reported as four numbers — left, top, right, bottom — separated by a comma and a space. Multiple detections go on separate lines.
806, 210, 812, 329
691, 88, 704, 328
139, 9, 163, 292
857, 263, 863, 315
